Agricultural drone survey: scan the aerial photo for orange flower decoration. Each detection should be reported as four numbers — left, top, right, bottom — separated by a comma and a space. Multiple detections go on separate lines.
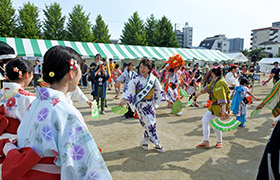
165, 54, 185, 69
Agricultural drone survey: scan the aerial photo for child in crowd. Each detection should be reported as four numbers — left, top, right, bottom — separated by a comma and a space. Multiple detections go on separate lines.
0, 58, 35, 140
0, 46, 112, 179
231, 78, 260, 128
120, 59, 172, 152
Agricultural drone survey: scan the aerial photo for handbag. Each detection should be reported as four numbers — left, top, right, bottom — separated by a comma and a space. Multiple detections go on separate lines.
242, 97, 249, 104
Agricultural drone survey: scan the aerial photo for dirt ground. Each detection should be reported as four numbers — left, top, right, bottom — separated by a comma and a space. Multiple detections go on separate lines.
74, 77, 272, 180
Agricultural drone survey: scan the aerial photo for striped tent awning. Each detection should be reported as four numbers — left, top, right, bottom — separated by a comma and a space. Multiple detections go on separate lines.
0, 37, 230, 61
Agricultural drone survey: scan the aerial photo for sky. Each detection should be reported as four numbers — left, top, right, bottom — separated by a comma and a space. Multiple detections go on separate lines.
12, 0, 280, 49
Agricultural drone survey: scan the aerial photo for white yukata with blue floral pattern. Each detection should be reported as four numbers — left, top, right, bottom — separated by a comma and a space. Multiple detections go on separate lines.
17, 87, 112, 180
122, 73, 168, 146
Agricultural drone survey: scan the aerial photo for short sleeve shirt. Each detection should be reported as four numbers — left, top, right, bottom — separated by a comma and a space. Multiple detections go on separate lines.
271, 68, 280, 81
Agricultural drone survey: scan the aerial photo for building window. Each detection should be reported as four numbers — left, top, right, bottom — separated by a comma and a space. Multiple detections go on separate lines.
217, 43, 222, 48
267, 47, 272, 50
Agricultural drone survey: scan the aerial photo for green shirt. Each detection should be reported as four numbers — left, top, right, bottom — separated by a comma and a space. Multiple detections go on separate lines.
205, 77, 230, 117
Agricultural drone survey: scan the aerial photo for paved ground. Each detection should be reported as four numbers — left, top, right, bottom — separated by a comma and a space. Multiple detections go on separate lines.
66, 76, 273, 180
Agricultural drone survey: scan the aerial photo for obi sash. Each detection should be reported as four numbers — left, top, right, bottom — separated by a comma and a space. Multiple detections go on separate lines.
0, 104, 20, 135
272, 101, 280, 118
135, 74, 156, 106
0, 139, 60, 180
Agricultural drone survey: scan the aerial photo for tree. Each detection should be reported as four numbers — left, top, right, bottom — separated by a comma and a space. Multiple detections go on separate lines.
156, 16, 179, 47
145, 14, 159, 46
43, 2, 66, 40
121, 11, 147, 46
0, 0, 16, 37
240, 49, 250, 57
248, 48, 267, 62
66, 5, 94, 42
17, 2, 41, 39
92, 14, 111, 43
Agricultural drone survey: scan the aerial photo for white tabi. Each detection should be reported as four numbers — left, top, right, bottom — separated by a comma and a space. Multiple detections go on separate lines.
0, 82, 35, 139
17, 87, 112, 180
122, 73, 168, 146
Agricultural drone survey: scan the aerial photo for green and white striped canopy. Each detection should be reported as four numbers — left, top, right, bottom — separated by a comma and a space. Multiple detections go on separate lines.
0, 37, 230, 61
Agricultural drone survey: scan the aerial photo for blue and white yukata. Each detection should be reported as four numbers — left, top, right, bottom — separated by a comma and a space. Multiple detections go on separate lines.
16, 88, 112, 180
231, 86, 250, 126
116, 69, 137, 91
122, 73, 168, 146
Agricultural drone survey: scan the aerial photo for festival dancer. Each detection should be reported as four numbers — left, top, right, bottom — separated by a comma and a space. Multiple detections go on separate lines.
194, 65, 230, 148
256, 79, 280, 179
116, 61, 137, 89
231, 78, 260, 128
119, 59, 172, 152
117, 61, 137, 118
112, 64, 122, 99
0, 46, 112, 180
225, 64, 240, 96
67, 86, 93, 107
164, 54, 185, 116
0, 58, 35, 140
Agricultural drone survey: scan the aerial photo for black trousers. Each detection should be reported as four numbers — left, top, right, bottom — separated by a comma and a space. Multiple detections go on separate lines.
82, 75, 87, 87
257, 121, 280, 179
33, 74, 41, 88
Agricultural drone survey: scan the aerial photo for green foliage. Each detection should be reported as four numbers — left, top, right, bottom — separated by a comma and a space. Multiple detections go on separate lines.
43, 2, 66, 40
66, 4, 94, 42
121, 11, 147, 46
145, 14, 159, 46
92, 14, 111, 43
0, 0, 16, 37
156, 16, 179, 47
275, 53, 280, 58
242, 48, 267, 61
240, 49, 250, 57
17, 2, 41, 39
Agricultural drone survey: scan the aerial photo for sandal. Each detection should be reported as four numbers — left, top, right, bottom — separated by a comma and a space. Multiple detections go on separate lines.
154, 145, 165, 152
141, 144, 148, 150
196, 143, 210, 149
215, 143, 223, 148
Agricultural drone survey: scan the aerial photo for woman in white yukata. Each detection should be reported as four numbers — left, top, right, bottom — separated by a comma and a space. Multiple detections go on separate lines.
163, 54, 185, 116
67, 86, 92, 107
225, 65, 240, 96
0, 46, 112, 180
0, 58, 35, 140
120, 59, 172, 152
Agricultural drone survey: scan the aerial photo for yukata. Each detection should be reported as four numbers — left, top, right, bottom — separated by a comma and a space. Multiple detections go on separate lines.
0, 82, 35, 139
164, 69, 181, 102
112, 68, 122, 88
67, 86, 88, 106
225, 71, 239, 96
257, 119, 280, 179
1, 88, 112, 180
230, 86, 250, 126
262, 80, 280, 118
201, 77, 230, 142
116, 69, 137, 90
122, 73, 167, 146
